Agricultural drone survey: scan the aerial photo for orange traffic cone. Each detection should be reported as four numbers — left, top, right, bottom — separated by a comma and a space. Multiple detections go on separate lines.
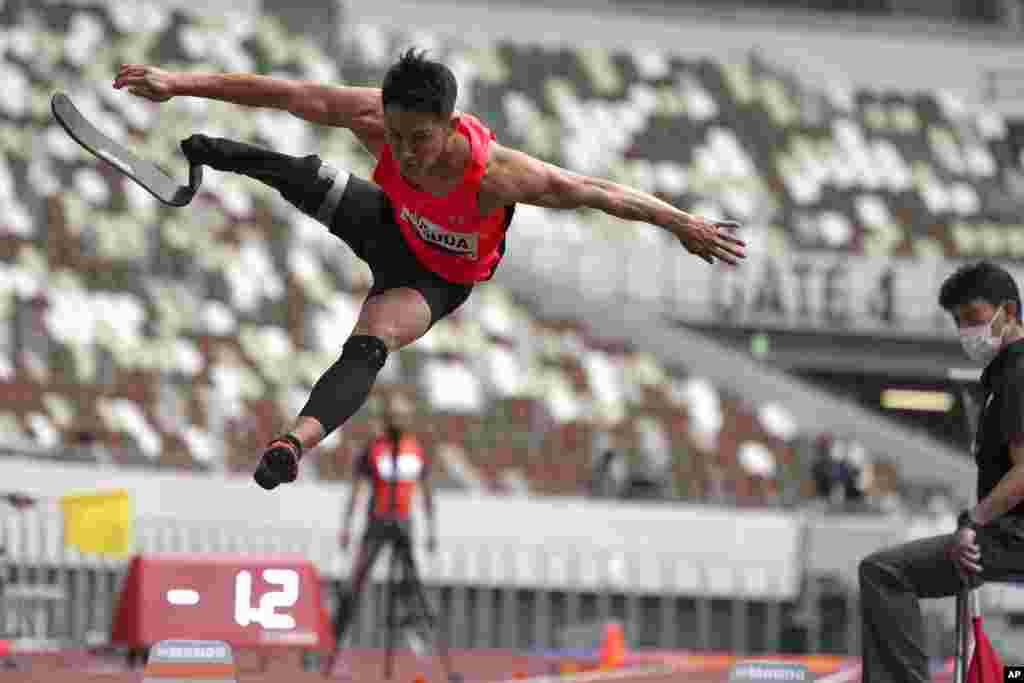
599, 622, 625, 669
559, 660, 580, 675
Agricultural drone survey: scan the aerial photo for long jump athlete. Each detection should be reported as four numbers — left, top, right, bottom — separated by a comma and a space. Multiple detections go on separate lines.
113, 49, 747, 490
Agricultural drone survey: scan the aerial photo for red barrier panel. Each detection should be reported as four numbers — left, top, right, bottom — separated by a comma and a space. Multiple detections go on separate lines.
110, 554, 333, 651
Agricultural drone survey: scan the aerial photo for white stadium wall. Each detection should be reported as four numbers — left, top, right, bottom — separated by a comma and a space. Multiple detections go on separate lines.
0, 455, 804, 597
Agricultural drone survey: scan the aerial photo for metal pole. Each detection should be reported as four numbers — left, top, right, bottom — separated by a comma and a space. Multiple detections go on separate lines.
566, 589, 581, 644
807, 577, 822, 654
384, 545, 398, 679
765, 598, 781, 655
845, 586, 859, 656
450, 584, 468, 649
500, 584, 518, 649
732, 594, 747, 655
697, 564, 712, 651
625, 591, 641, 650
478, 587, 496, 648
535, 589, 552, 650
953, 587, 968, 683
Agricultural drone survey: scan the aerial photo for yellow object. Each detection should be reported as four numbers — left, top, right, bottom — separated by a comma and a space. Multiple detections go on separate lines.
60, 489, 133, 558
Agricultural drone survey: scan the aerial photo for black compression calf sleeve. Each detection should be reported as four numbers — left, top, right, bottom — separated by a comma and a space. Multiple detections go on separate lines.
300, 335, 389, 436
180, 134, 333, 216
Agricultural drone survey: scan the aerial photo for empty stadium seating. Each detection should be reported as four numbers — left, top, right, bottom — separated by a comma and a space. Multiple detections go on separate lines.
2, 0, 981, 510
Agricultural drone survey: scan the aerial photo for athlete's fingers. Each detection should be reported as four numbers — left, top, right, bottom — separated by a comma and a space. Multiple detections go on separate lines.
714, 247, 741, 266
114, 72, 143, 88
709, 235, 742, 262
115, 65, 143, 79
719, 230, 746, 246
717, 237, 747, 259
714, 221, 746, 244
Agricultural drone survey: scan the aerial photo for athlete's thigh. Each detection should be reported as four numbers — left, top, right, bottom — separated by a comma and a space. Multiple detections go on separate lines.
409, 272, 474, 329
322, 171, 392, 263
353, 287, 433, 351
361, 258, 474, 338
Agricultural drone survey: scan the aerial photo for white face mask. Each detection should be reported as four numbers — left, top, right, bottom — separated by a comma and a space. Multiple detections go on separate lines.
959, 306, 1005, 364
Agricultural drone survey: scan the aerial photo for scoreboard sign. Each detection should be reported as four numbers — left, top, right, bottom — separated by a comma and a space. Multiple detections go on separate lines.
111, 555, 333, 651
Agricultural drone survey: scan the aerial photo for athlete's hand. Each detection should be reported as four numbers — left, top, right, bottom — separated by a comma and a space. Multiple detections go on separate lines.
948, 527, 983, 578
672, 214, 746, 266
5, 493, 34, 509
113, 64, 177, 102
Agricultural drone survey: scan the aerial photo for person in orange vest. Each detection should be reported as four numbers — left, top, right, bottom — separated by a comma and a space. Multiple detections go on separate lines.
332, 397, 436, 644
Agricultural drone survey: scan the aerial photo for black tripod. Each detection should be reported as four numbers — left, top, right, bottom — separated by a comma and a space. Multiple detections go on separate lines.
324, 522, 455, 680
381, 526, 454, 680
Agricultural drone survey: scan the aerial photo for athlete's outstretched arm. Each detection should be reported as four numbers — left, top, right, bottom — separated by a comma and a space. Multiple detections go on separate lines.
113, 64, 386, 154
482, 144, 746, 265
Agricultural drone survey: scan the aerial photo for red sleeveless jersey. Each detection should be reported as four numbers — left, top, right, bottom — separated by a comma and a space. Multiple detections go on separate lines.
372, 114, 512, 284
356, 433, 430, 520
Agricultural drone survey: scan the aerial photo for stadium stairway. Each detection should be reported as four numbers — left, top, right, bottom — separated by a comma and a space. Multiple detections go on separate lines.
494, 256, 976, 506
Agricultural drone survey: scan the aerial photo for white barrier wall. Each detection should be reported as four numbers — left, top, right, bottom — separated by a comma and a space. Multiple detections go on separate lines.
5, 457, 1024, 652
0, 456, 801, 597
0, 458, 802, 598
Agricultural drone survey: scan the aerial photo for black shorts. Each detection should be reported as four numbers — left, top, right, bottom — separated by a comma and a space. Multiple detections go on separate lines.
327, 172, 507, 328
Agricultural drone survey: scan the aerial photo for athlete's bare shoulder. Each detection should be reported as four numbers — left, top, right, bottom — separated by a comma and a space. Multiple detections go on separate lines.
477, 142, 520, 214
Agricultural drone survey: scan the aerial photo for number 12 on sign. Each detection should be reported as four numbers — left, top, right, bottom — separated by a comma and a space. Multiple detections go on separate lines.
233, 569, 299, 630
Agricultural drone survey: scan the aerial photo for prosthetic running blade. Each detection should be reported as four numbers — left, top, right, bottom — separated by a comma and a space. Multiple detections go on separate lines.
51, 92, 202, 207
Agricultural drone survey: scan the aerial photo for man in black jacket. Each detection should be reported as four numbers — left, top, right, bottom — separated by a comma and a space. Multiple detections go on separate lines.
859, 261, 1024, 682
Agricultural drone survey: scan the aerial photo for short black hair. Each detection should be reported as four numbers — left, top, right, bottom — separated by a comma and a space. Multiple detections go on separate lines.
938, 261, 1022, 321
381, 48, 457, 118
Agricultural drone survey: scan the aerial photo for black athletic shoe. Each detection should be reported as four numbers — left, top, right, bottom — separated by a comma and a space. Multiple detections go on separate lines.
253, 435, 301, 490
